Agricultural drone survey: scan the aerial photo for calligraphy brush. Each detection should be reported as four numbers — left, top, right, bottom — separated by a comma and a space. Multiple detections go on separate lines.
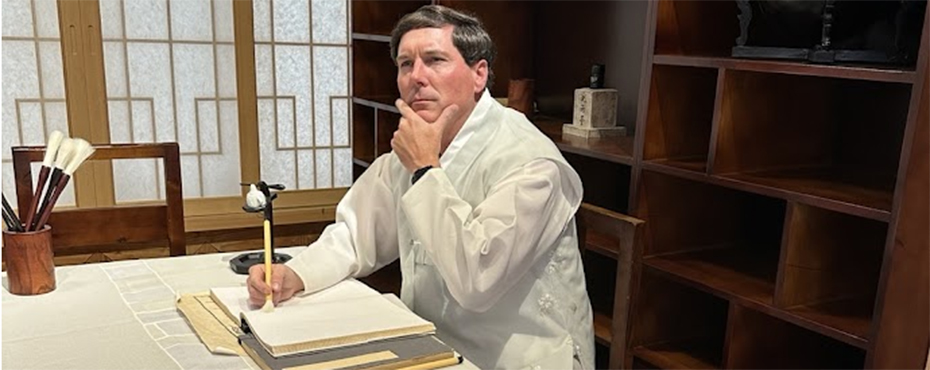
2, 193, 24, 232
2, 209, 17, 232
33, 139, 95, 231
22, 130, 64, 231
30, 137, 74, 230
244, 184, 276, 312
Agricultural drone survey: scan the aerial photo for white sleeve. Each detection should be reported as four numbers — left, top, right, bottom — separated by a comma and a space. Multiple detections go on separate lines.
400, 158, 583, 312
286, 155, 400, 294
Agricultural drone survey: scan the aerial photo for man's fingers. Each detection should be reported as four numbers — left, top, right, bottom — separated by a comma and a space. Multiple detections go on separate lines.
247, 265, 271, 305
271, 270, 285, 292
394, 99, 419, 121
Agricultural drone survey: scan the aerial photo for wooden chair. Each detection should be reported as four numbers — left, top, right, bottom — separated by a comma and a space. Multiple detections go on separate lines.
575, 202, 645, 369
11, 143, 186, 259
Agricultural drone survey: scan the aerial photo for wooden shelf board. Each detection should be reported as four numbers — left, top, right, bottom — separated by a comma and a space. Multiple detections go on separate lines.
646, 246, 872, 349
593, 311, 613, 347
646, 157, 707, 174
642, 162, 892, 222
644, 247, 777, 304
533, 116, 634, 165
353, 157, 372, 168
785, 296, 874, 349
721, 167, 893, 221
352, 95, 400, 113
632, 339, 722, 370
352, 32, 391, 43
653, 55, 917, 84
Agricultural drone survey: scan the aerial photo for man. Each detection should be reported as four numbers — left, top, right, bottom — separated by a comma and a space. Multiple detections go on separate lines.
247, 5, 594, 369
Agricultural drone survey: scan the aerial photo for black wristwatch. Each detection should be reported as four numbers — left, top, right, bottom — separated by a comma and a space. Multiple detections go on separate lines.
411, 165, 434, 185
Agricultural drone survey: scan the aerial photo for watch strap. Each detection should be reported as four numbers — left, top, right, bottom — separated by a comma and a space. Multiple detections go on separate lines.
411, 165, 434, 185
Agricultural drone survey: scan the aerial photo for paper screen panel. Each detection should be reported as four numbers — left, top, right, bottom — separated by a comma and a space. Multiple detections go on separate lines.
102, 0, 241, 201
255, 0, 350, 190
1, 0, 74, 208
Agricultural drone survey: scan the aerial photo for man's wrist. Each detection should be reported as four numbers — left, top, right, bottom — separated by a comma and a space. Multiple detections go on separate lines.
411, 165, 435, 185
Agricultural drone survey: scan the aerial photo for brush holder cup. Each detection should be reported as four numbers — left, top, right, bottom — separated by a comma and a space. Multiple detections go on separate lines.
3, 225, 56, 295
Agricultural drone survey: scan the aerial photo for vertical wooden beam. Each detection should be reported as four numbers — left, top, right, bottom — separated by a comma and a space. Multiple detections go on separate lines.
867, 8, 930, 367
867, 57, 930, 369
233, 0, 260, 194
57, 0, 114, 207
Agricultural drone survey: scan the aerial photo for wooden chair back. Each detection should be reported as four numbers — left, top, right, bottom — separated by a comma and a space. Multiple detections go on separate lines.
11, 143, 185, 258
576, 202, 645, 369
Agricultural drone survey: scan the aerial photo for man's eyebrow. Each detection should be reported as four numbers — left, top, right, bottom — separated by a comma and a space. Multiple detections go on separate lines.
395, 48, 450, 63
422, 49, 449, 58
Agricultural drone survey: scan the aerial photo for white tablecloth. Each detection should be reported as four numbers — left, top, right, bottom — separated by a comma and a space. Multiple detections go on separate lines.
3, 247, 477, 370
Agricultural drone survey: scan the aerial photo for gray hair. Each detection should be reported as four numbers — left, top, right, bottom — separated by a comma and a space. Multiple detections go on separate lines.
390, 5, 496, 90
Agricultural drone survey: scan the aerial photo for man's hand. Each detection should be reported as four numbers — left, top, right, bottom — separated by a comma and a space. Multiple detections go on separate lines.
391, 99, 459, 173
247, 263, 305, 307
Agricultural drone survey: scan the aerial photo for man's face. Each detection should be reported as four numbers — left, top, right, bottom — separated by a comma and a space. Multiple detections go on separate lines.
395, 25, 485, 124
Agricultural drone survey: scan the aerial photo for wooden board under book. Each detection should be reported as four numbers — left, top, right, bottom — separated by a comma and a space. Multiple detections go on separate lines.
239, 333, 460, 370
210, 279, 436, 357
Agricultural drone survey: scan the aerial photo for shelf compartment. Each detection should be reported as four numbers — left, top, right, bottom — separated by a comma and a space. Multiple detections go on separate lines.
352, 104, 375, 166
642, 161, 893, 221
351, 1, 429, 36
594, 311, 613, 347
653, 55, 918, 84
352, 95, 399, 113
632, 357, 661, 370
645, 246, 779, 306
725, 304, 866, 369
633, 339, 721, 370
643, 65, 718, 173
654, 0, 738, 57
534, 116, 634, 166
712, 70, 910, 218
631, 269, 728, 369
352, 161, 367, 182
564, 151, 632, 213
585, 251, 617, 346
352, 40, 397, 98
636, 171, 785, 304
375, 109, 400, 156
775, 202, 886, 346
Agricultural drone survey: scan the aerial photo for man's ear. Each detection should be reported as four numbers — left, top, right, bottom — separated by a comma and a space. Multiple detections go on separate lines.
472, 60, 489, 93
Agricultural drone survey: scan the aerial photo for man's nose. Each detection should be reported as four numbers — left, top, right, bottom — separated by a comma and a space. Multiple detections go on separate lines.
410, 60, 428, 86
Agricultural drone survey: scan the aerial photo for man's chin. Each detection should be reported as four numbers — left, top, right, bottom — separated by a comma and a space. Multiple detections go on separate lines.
414, 109, 440, 123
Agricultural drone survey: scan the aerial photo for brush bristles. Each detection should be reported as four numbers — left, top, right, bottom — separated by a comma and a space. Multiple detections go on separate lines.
64, 139, 95, 175
246, 184, 266, 208
42, 131, 65, 167
54, 138, 75, 169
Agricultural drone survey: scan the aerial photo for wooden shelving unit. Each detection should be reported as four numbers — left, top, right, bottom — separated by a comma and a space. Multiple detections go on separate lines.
626, 1, 930, 368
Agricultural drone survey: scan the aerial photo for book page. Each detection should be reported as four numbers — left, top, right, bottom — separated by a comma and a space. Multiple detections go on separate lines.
209, 278, 382, 322
243, 293, 436, 357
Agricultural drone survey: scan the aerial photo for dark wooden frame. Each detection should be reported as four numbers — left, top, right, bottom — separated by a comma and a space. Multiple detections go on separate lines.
576, 203, 645, 368
11, 143, 186, 258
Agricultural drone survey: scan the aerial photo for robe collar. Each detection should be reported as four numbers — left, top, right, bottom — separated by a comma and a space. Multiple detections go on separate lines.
438, 89, 499, 184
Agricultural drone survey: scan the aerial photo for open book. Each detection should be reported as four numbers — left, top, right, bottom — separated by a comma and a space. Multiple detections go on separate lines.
210, 279, 436, 358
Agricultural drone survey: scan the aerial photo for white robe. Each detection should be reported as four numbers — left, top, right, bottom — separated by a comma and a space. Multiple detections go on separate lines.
287, 90, 595, 370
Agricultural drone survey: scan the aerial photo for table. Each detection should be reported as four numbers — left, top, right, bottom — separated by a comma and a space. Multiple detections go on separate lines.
3, 247, 477, 370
